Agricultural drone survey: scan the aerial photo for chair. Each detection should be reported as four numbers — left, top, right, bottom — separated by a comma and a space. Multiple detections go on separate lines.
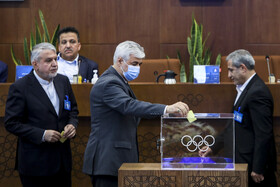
132, 59, 181, 82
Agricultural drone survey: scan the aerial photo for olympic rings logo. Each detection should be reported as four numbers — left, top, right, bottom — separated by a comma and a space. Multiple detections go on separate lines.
177, 94, 203, 106
181, 135, 215, 152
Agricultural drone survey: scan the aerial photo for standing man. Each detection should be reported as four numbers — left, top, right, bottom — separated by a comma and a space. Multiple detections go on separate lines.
5, 42, 79, 187
83, 41, 189, 187
200, 49, 277, 187
57, 26, 98, 83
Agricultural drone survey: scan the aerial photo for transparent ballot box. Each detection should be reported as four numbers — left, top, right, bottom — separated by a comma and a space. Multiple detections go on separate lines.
161, 113, 235, 170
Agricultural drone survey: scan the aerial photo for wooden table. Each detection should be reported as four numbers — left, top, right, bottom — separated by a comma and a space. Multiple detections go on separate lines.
119, 163, 248, 187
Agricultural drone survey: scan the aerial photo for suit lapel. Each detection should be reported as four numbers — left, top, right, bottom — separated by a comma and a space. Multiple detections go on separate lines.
53, 77, 64, 117
28, 71, 58, 116
108, 66, 137, 99
233, 74, 258, 110
126, 84, 136, 99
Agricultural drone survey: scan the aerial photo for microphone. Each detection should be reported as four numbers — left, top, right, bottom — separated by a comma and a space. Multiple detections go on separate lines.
78, 59, 81, 75
265, 55, 271, 77
265, 55, 275, 83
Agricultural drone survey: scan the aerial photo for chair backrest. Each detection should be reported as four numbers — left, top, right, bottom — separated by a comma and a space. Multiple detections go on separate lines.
132, 58, 181, 82
220, 55, 280, 82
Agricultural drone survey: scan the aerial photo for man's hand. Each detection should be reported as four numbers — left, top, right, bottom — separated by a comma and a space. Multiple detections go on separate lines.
166, 102, 189, 116
251, 171, 264, 183
198, 146, 212, 157
44, 130, 61, 142
63, 124, 76, 139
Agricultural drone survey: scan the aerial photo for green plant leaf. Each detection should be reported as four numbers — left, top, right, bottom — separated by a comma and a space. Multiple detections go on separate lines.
23, 37, 30, 65
30, 32, 35, 52
51, 24, 60, 47
35, 19, 42, 44
180, 63, 187, 83
11, 45, 22, 65
187, 37, 192, 55
203, 49, 211, 65
189, 53, 195, 82
42, 34, 46, 42
215, 53, 222, 65
39, 9, 50, 42
203, 32, 210, 51
191, 18, 198, 57
196, 24, 203, 64
177, 50, 187, 82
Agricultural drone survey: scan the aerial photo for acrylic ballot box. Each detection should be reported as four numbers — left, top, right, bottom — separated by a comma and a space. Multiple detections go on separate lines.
161, 113, 235, 170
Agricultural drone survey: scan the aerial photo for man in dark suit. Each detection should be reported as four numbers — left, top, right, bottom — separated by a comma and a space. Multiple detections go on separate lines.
57, 26, 98, 83
83, 41, 190, 187
0, 60, 8, 82
4, 42, 79, 187
200, 49, 277, 187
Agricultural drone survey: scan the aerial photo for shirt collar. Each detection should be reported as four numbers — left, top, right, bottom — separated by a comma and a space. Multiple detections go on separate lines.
57, 53, 79, 65
236, 73, 256, 92
33, 70, 53, 85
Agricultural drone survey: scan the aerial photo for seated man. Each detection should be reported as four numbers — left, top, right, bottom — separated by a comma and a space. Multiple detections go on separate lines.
0, 60, 8, 83
57, 27, 98, 83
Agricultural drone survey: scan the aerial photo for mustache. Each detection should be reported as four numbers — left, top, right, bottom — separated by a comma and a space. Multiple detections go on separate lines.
64, 48, 73, 52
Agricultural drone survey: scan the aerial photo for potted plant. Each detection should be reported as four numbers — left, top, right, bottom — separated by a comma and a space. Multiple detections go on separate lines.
11, 10, 60, 80
187, 15, 221, 82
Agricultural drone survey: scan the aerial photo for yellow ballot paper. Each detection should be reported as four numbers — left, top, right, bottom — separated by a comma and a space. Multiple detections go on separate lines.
60, 131, 67, 143
187, 110, 197, 123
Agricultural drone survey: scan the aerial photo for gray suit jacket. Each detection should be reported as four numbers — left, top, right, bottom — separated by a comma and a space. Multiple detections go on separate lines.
83, 66, 165, 176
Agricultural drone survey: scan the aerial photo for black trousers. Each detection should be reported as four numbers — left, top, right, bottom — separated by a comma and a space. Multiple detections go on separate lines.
91, 175, 118, 187
19, 167, 71, 187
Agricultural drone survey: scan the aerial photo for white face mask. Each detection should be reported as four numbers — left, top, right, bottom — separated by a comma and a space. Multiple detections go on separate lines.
121, 60, 140, 81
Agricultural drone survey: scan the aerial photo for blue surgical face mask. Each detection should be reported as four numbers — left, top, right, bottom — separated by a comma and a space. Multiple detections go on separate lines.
121, 60, 140, 81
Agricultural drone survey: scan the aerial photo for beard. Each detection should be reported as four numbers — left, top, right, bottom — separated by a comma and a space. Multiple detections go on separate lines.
48, 72, 58, 79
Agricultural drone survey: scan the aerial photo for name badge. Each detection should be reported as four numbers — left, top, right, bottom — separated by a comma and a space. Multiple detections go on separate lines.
234, 107, 243, 123
64, 95, 71, 111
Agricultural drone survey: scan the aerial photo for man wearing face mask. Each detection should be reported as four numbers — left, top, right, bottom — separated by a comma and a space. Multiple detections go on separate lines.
83, 41, 190, 187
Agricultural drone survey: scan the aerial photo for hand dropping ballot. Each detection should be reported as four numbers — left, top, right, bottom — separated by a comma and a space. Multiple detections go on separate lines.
60, 131, 67, 143
187, 110, 197, 123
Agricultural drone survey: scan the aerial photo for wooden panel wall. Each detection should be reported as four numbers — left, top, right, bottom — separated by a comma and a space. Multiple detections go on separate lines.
1, 0, 280, 82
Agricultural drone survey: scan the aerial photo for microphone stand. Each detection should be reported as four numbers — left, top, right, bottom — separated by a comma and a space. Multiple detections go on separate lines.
266, 56, 275, 83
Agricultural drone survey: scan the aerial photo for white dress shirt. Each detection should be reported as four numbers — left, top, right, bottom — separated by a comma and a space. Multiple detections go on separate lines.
234, 73, 256, 105
34, 70, 60, 142
57, 53, 79, 83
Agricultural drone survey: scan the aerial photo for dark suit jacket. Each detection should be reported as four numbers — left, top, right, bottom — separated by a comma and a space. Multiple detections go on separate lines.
82, 66, 166, 176
4, 70, 79, 176
78, 55, 98, 82
213, 74, 276, 175
0, 60, 8, 83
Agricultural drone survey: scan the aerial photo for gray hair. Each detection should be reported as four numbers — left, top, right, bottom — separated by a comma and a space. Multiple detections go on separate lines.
226, 49, 255, 70
113, 41, 145, 64
31, 42, 56, 63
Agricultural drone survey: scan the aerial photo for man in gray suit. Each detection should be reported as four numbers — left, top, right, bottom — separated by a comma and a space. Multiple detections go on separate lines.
83, 41, 189, 187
